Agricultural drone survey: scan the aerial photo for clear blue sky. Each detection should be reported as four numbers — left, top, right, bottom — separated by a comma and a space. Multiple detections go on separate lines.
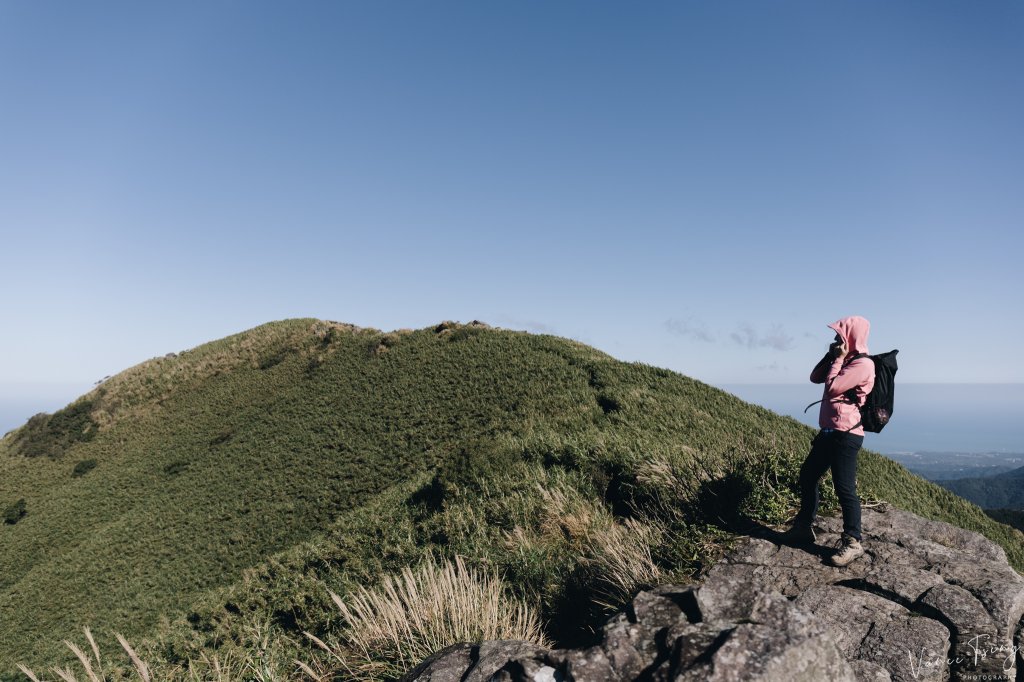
2, 1, 1022, 410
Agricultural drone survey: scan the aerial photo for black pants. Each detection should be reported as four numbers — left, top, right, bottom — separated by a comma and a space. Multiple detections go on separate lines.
795, 430, 864, 540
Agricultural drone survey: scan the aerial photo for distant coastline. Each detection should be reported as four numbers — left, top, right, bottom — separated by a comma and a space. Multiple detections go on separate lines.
885, 450, 1024, 480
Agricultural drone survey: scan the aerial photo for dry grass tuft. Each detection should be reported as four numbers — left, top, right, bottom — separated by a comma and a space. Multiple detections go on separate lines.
18, 629, 152, 682
312, 554, 548, 680
502, 477, 665, 612
16, 664, 43, 682
116, 633, 151, 682
585, 516, 664, 610
536, 484, 603, 546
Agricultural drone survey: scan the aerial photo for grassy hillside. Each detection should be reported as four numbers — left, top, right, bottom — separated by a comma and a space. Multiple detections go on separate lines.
3, 319, 1022, 679
938, 465, 1024, 509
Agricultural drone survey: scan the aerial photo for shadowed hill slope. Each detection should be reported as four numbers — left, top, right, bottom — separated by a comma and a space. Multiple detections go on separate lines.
2, 319, 1022, 676
988, 508, 1024, 533
938, 465, 1024, 510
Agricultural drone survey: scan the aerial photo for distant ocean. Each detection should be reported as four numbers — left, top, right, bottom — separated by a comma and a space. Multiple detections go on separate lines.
719, 383, 1023, 455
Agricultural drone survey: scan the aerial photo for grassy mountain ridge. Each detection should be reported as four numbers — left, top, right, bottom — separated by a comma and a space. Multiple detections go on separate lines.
2, 319, 1022, 677
0, 319, 619, 669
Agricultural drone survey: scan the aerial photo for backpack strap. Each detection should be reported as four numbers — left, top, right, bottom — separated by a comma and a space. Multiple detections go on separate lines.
840, 353, 872, 432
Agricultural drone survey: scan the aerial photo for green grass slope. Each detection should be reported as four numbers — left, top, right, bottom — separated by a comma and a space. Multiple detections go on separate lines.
2, 319, 1022, 677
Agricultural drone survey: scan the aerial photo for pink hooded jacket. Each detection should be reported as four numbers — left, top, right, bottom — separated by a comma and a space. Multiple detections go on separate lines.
810, 316, 875, 436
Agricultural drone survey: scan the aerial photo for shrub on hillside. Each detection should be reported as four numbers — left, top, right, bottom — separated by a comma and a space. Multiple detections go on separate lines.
258, 348, 292, 370
433, 320, 486, 342
3, 499, 26, 525
369, 332, 400, 356
72, 459, 98, 478
10, 399, 97, 458
162, 460, 189, 476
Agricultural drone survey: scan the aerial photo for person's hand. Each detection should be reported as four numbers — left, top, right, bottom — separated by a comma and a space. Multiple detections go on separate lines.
830, 338, 848, 360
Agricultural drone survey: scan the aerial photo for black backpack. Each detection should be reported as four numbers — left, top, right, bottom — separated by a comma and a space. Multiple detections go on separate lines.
804, 350, 899, 433
854, 350, 899, 432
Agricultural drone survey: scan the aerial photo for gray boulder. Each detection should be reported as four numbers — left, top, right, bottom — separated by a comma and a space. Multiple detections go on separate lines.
702, 505, 1024, 681
404, 587, 853, 682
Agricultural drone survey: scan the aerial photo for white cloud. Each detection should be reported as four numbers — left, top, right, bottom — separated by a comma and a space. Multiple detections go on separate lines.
731, 323, 795, 351
665, 317, 716, 343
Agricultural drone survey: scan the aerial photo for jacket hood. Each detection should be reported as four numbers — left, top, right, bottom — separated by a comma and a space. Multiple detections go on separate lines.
828, 316, 870, 356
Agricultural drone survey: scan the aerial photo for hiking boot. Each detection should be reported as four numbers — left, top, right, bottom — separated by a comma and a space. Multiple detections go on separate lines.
780, 521, 816, 545
829, 534, 864, 567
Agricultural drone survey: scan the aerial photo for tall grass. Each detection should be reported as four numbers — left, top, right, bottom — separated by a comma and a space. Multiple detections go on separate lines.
501, 481, 664, 610
17, 629, 150, 682
583, 516, 664, 611
18, 624, 301, 682
307, 554, 548, 681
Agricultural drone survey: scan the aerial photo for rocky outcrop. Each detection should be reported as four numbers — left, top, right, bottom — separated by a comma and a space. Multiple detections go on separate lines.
700, 506, 1024, 681
403, 586, 855, 682
403, 505, 1024, 682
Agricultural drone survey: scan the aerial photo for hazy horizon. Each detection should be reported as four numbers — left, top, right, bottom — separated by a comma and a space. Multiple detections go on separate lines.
723, 382, 1024, 455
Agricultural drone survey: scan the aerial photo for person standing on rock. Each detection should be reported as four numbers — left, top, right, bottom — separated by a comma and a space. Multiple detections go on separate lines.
783, 315, 875, 567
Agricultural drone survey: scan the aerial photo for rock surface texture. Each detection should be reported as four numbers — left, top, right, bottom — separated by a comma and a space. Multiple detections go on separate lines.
403, 506, 1024, 682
